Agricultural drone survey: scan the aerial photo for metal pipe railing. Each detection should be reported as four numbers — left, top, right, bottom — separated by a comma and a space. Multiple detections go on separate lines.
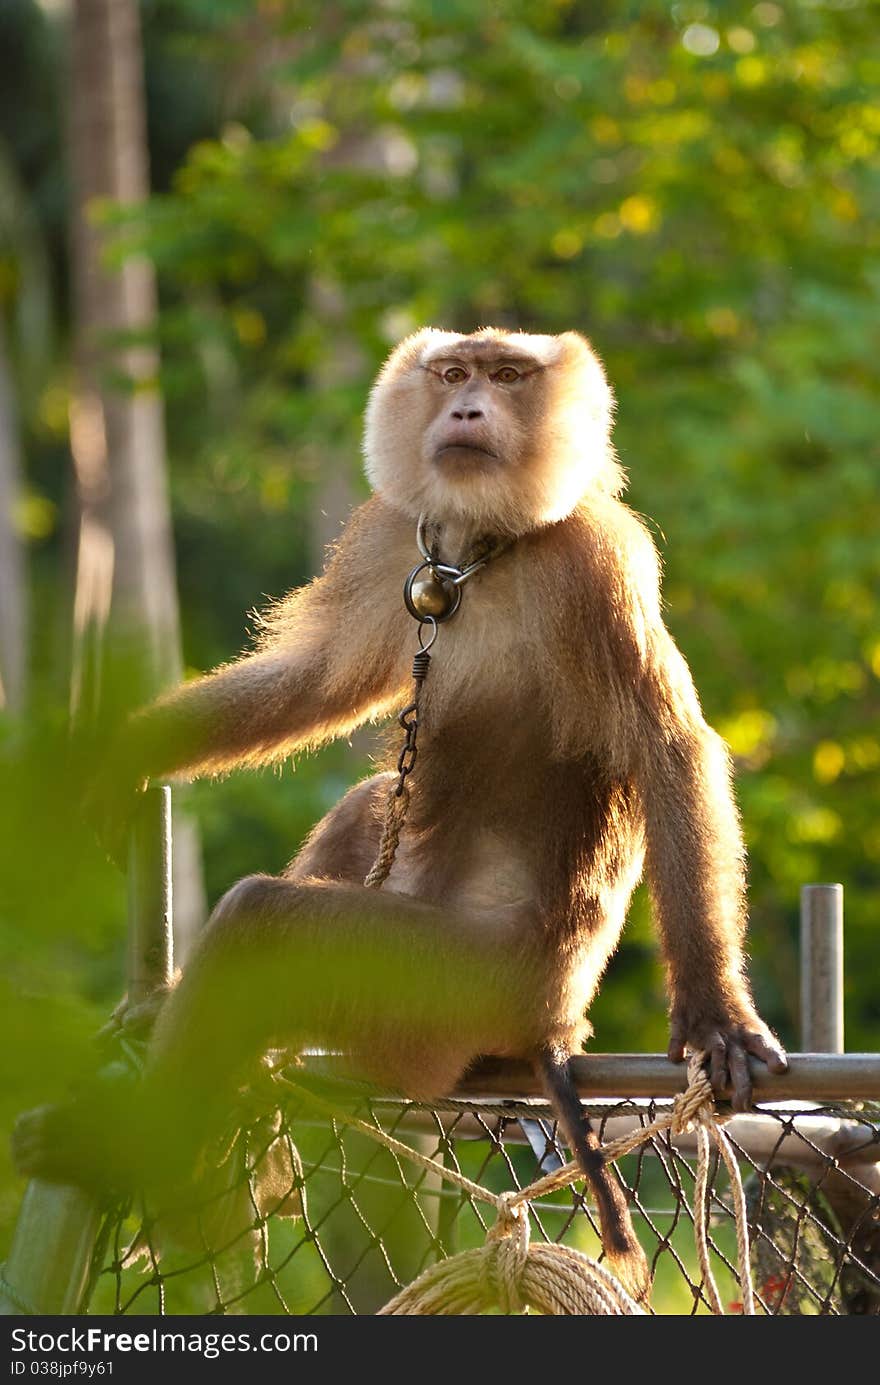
448, 1051, 880, 1102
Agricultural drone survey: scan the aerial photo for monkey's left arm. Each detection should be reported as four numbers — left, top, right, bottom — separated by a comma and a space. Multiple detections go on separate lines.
614, 522, 787, 1108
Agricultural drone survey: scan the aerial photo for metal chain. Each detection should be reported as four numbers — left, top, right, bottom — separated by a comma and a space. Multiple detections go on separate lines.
390, 519, 509, 800
391, 623, 435, 799
363, 518, 511, 889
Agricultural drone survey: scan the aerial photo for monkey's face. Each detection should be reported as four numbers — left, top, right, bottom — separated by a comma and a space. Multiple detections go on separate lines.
363, 327, 621, 534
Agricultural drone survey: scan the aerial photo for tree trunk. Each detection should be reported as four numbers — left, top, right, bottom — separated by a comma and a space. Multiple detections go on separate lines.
305, 275, 360, 573
68, 0, 204, 955
0, 317, 27, 715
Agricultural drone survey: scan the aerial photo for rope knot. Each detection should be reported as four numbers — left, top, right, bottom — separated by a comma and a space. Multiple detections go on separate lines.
671, 1052, 715, 1135
482, 1196, 529, 1315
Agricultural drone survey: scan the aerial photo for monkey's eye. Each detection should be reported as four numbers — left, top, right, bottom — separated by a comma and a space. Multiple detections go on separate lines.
493, 366, 521, 384
442, 366, 468, 384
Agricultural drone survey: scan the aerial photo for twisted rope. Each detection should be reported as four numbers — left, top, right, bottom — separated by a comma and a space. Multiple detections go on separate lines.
364, 784, 411, 889
278, 1052, 755, 1315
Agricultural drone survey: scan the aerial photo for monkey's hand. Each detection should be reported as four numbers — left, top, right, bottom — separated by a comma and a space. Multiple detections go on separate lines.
667, 1003, 788, 1112
96, 983, 176, 1053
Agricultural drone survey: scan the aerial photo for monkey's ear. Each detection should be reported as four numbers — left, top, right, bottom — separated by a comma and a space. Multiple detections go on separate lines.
556, 329, 605, 368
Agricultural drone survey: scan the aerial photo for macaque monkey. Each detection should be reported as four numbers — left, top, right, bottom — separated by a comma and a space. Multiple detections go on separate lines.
15, 327, 788, 1302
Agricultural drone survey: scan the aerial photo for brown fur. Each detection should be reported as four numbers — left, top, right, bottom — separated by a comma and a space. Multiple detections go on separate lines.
17, 328, 787, 1303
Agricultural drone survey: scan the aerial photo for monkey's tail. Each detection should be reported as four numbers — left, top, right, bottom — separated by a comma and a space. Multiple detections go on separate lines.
533, 1046, 652, 1305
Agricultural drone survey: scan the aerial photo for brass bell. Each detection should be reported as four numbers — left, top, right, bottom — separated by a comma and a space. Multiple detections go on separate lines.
404, 560, 462, 623
409, 571, 455, 618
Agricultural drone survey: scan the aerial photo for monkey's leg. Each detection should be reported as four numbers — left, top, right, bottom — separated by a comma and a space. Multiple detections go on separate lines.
534, 1045, 651, 1304
15, 875, 526, 1194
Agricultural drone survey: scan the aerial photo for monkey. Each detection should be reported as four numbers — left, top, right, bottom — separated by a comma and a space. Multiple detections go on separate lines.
14, 327, 788, 1303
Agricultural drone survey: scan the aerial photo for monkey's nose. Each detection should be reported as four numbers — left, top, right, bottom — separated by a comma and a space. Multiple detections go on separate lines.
451, 407, 484, 421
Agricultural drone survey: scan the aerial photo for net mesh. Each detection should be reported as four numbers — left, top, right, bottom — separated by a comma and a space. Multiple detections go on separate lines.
83, 1081, 880, 1316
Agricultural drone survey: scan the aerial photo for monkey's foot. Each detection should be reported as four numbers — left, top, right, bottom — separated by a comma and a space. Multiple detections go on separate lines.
13, 1101, 104, 1193
12, 1071, 141, 1197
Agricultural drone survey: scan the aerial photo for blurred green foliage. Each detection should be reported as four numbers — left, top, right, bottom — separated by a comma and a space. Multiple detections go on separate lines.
1, 0, 878, 1273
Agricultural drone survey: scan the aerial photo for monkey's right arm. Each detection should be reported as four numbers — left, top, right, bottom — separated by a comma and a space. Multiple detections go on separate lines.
96, 498, 411, 812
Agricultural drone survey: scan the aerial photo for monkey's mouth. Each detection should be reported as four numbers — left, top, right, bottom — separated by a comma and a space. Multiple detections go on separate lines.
434, 443, 499, 462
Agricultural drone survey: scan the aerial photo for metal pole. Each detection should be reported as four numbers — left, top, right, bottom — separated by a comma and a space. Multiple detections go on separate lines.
127, 785, 174, 1003
0, 787, 172, 1315
0, 1185, 102, 1315
800, 882, 844, 1053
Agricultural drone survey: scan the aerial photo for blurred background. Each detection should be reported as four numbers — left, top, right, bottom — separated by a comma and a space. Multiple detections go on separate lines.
0, 0, 878, 1261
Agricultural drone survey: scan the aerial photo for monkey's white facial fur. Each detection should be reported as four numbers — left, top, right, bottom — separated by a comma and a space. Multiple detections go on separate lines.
363, 327, 623, 534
